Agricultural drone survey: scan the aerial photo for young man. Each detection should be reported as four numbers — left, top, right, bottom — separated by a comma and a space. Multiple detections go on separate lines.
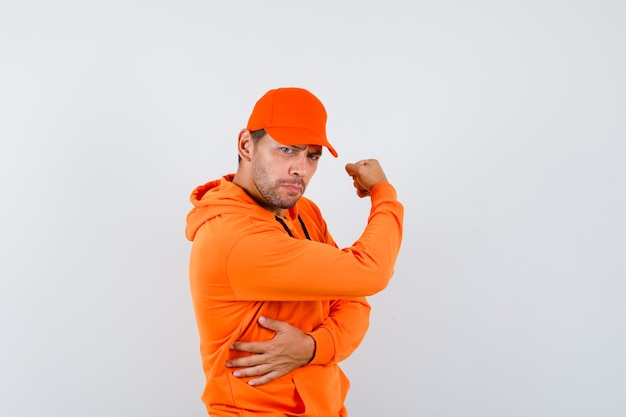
186, 87, 403, 416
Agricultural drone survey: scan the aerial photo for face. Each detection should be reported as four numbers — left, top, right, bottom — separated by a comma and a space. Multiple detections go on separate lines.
251, 134, 322, 212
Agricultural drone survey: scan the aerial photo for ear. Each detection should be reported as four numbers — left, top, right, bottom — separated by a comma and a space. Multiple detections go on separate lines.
237, 129, 254, 162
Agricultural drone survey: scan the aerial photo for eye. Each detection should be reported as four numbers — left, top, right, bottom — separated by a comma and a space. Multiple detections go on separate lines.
280, 147, 294, 154
309, 154, 320, 161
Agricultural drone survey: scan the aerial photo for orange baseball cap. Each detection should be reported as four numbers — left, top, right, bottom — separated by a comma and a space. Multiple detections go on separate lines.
246, 87, 338, 157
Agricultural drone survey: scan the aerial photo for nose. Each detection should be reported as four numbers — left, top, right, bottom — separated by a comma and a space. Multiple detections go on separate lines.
288, 153, 309, 177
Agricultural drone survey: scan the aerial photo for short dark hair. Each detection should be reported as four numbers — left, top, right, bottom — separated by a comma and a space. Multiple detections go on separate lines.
251, 129, 266, 142
238, 129, 266, 163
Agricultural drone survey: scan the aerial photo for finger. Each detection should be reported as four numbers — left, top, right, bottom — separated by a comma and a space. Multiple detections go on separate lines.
230, 340, 268, 354
351, 177, 368, 194
248, 370, 284, 387
355, 186, 368, 197
231, 363, 271, 379
226, 353, 267, 369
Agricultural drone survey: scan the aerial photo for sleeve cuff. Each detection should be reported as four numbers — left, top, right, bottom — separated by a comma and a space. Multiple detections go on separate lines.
370, 182, 397, 201
308, 326, 335, 365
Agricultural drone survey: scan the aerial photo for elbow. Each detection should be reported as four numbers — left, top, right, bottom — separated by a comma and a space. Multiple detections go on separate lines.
362, 268, 394, 296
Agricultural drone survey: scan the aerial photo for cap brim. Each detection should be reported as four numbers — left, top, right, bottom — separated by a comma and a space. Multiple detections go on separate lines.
265, 126, 338, 158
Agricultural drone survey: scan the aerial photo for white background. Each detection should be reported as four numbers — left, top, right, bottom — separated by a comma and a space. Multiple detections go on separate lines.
1, 1, 625, 416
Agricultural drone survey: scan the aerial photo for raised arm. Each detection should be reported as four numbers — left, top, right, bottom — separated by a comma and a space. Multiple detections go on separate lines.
222, 160, 403, 300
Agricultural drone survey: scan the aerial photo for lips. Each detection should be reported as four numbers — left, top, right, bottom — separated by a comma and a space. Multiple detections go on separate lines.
282, 184, 303, 194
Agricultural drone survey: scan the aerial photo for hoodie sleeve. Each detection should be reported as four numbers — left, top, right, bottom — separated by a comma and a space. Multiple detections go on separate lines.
308, 297, 371, 365
222, 182, 403, 301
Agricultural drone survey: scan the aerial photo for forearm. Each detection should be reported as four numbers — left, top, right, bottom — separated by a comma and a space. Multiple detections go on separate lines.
225, 183, 404, 300
308, 297, 371, 365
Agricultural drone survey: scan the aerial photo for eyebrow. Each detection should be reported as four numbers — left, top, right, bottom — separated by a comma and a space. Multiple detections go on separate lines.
291, 145, 322, 154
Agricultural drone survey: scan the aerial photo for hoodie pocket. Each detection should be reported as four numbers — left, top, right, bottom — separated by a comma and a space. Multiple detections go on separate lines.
291, 365, 349, 417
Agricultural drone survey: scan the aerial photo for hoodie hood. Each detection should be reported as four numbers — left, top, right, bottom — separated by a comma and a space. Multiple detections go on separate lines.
185, 174, 298, 241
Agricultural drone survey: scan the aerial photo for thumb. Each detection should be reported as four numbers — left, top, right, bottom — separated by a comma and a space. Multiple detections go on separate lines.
257, 316, 286, 332
345, 163, 359, 176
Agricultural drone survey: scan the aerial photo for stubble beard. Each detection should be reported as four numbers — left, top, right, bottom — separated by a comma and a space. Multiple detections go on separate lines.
252, 158, 306, 210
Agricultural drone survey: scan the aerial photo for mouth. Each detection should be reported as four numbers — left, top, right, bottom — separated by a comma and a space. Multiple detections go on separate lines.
279, 180, 305, 194
282, 184, 303, 194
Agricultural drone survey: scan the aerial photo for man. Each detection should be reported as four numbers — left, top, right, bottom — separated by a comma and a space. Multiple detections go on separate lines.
185, 87, 403, 416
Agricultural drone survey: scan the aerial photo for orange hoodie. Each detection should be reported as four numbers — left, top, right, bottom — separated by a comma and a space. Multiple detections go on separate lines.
186, 175, 403, 416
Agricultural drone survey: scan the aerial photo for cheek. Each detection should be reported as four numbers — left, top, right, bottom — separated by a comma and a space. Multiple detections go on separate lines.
307, 160, 320, 177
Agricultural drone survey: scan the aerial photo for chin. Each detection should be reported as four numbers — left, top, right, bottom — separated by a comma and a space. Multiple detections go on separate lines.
280, 198, 300, 209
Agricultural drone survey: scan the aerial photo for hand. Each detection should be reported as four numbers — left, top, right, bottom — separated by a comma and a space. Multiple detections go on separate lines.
345, 159, 388, 198
226, 316, 316, 386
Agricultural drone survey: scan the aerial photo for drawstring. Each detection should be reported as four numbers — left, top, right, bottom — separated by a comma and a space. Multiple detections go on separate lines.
297, 216, 311, 240
275, 215, 311, 240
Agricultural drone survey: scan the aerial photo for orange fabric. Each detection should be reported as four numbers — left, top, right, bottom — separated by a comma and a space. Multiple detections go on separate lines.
246, 88, 338, 157
186, 175, 403, 416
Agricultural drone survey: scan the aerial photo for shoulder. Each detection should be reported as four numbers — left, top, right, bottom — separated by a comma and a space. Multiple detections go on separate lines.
296, 195, 323, 216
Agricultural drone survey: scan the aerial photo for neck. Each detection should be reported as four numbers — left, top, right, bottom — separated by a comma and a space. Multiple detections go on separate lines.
232, 171, 286, 217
